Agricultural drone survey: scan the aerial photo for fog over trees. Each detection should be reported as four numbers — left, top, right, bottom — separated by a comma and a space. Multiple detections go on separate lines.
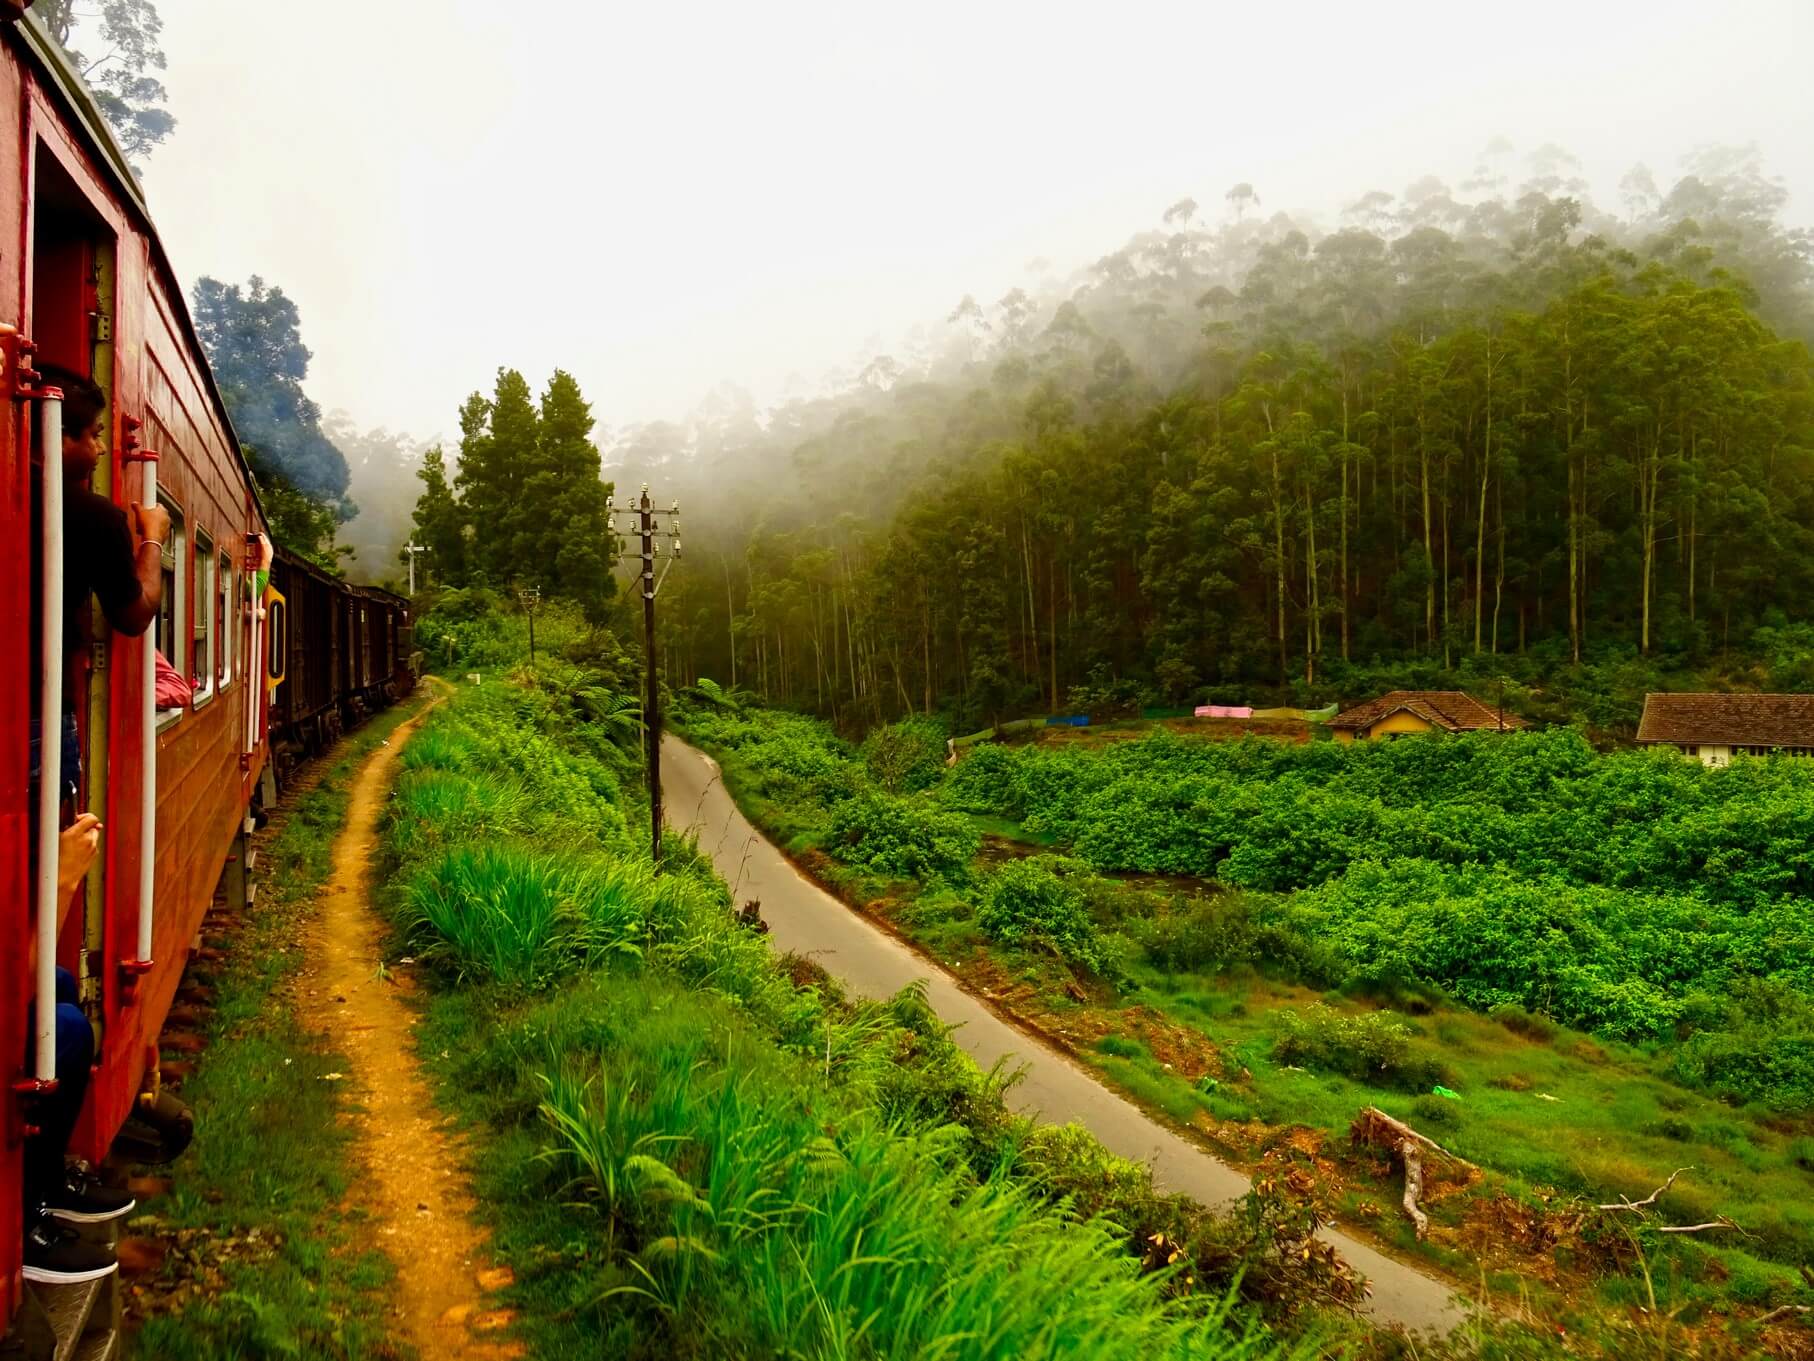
378, 141, 1812, 727
572, 144, 1810, 727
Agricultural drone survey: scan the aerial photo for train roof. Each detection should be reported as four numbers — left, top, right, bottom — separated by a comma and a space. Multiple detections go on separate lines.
273, 543, 411, 610
5, 7, 264, 524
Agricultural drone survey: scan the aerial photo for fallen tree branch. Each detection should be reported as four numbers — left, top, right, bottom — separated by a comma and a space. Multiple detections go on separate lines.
1596, 1167, 1691, 1212
1398, 1139, 1427, 1240
1756, 1304, 1811, 1326
1350, 1107, 1471, 1242
1351, 1106, 1474, 1167
1655, 1216, 1743, 1235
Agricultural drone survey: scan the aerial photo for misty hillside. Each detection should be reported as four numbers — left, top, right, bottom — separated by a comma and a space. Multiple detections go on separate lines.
554, 143, 1814, 729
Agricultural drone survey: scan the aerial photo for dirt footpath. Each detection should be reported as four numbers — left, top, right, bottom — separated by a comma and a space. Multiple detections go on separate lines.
298, 694, 521, 1359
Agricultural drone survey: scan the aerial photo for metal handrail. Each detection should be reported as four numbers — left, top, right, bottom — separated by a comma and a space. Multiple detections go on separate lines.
135, 448, 159, 969
33, 388, 63, 1082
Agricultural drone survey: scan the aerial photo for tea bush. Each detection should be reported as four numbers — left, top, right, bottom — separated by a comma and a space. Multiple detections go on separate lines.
827, 788, 980, 881
1270, 1004, 1445, 1091
862, 716, 948, 793
977, 857, 1113, 975
941, 742, 1022, 814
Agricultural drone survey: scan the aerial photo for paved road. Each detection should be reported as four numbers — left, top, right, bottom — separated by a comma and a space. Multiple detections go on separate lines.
663, 735, 1464, 1335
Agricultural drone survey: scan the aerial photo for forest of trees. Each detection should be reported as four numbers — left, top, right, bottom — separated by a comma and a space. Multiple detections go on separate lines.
407, 367, 618, 617
617, 146, 1814, 728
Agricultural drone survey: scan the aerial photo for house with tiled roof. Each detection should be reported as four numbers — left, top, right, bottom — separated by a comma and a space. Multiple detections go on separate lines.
1326, 690, 1526, 743
1636, 693, 1814, 767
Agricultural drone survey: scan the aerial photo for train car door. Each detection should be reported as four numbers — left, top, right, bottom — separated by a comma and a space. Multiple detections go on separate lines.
28, 148, 120, 1021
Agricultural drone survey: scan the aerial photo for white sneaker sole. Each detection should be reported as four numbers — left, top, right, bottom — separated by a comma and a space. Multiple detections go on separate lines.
23, 1259, 118, 1284
47, 1197, 136, 1225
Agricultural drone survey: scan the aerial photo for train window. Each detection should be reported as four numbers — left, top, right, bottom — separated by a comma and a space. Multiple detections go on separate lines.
193, 529, 215, 705
266, 594, 288, 687
156, 495, 185, 727
218, 549, 233, 689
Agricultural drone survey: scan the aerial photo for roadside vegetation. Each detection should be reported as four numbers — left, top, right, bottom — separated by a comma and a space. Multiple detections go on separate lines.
672, 687, 1814, 1353
376, 672, 1359, 1359
129, 704, 424, 1361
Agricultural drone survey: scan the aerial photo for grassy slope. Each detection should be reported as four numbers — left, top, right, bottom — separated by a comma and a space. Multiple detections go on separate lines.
131, 699, 425, 1361
374, 680, 1336, 1361
684, 714, 1814, 1351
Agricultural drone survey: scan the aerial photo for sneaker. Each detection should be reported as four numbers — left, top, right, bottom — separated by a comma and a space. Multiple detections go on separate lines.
22, 1213, 118, 1284
44, 1162, 136, 1224
114, 1091, 194, 1165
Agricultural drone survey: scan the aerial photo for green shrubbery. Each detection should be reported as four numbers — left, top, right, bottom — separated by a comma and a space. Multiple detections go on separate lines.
953, 725, 1814, 910
861, 716, 948, 792
934, 726, 1814, 1109
828, 788, 980, 881
674, 689, 1814, 1112
940, 741, 1020, 814
1269, 857, 1812, 1046
1671, 981, 1814, 1111
1270, 1005, 1447, 1091
977, 857, 1114, 975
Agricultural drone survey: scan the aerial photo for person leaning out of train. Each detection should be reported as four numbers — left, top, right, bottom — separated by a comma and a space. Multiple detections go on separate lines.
21, 369, 156, 1283
29, 368, 169, 788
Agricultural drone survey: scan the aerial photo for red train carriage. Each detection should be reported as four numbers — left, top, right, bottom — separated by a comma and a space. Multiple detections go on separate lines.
0, 4, 275, 1348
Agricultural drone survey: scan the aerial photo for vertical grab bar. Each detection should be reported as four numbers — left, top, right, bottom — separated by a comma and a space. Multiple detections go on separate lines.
33, 387, 64, 1083
136, 450, 158, 969
244, 535, 260, 760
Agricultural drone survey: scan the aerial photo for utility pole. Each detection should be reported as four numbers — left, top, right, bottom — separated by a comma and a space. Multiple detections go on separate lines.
404, 542, 428, 596
517, 586, 541, 665
610, 485, 680, 864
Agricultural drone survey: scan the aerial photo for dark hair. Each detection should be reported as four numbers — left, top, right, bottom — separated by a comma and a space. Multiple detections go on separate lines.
38, 366, 106, 436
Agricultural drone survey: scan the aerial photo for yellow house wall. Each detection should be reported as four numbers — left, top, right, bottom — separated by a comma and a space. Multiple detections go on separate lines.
1361, 711, 1438, 741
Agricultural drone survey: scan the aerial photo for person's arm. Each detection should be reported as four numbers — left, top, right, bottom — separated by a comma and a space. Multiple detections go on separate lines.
28, 814, 101, 978
107, 501, 170, 637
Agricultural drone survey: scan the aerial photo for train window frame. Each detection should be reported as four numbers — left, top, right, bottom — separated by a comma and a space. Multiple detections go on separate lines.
155, 494, 186, 730
217, 547, 234, 691
266, 592, 288, 688
192, 527, 216, 706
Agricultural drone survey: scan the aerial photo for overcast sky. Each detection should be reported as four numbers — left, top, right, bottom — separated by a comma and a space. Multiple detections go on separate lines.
141, 0, 1813, 449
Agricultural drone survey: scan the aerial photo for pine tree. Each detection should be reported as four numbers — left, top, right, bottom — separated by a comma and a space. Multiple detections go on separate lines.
487, 369, 541, 583
410, 444, 466, 587
451, 390, 494, 582
427, 368, 617, 615
534, 370, 616, 616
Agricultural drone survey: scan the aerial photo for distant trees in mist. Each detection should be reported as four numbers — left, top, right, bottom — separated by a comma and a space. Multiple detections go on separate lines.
624, 143, 1814, 726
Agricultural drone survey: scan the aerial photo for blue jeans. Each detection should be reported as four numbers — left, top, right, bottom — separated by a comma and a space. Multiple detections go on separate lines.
26, 712, 81, 806
22, 719, 89, 1208
23, 969, 92, 1207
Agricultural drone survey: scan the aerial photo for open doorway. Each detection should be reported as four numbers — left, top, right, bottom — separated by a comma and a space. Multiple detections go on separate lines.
29, 143, 118, 1005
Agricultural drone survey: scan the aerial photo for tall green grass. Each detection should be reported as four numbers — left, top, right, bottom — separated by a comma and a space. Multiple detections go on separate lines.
380, 680, 1333, 1359
533, 1016, 1272, 1359
403, 844, 646, 986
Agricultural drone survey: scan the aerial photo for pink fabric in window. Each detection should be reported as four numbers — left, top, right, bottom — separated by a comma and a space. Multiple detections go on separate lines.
156, 649, 193, 708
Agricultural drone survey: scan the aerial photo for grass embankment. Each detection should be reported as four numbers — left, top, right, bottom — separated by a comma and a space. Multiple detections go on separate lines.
374, 676, 1362, 1360
130, 700, 425, 1361
672, 698, 1814, 1355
